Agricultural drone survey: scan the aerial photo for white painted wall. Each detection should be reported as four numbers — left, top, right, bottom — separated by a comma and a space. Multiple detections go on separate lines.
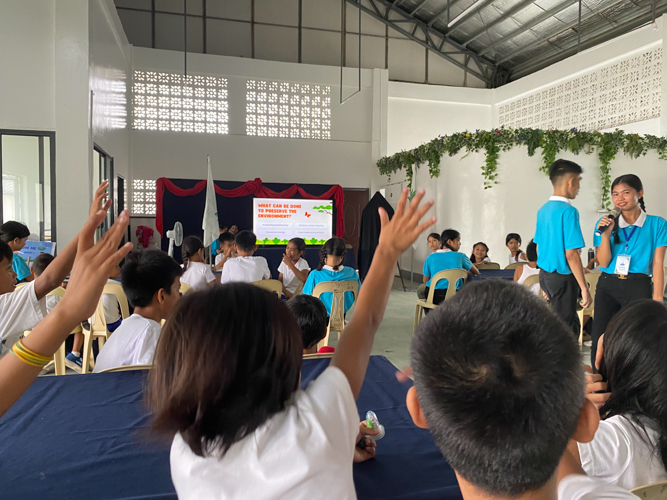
0, 0, 56, 131
131, 47, 378, 188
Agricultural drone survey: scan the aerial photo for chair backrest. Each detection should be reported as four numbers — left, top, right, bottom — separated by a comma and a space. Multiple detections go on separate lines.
476, 262, 500, 270
312, 280, 360, 332
179, 282, 193, 296
252, 279, 283, 296
47, 286, 66, 298
97, 364, 152, 373
90, 282, 131, 336
302, 352, 334, 359
293, 281, 305, 296
631, 480, 667, 498
427, 269, 468, 304
585, 272, 601, 304
505, 262, 527, 270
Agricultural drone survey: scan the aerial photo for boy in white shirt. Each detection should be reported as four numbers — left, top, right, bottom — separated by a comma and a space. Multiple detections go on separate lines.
214, 231, 235, 271
93, 249, 182, 373
407, 279, 637, 500
221, 230, 270, 284
0, 181, 113, 357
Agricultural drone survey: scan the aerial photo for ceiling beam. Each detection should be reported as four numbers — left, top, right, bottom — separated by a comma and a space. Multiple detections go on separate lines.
409, 0, 431, 16
426, 0, 465, 27
344, 0, 499, 85
510, 5, 667, 79
478, 0, 577, 57
461, 0, 537, 47
496, 0, 626, 65
444, 0, 494, 34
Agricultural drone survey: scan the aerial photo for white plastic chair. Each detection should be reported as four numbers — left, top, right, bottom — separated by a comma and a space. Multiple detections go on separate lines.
631, 479, 667, 498
312, 280, 359, 349
414, 269, 468, 330
252, 279, 283, 296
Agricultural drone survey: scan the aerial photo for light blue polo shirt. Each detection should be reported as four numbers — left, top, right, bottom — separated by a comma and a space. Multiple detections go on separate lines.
423, 249, 472, 289
12, 254, 32, 281
302, 265, 362, 315
593, 211, 667, 275
534, 196, 585, 275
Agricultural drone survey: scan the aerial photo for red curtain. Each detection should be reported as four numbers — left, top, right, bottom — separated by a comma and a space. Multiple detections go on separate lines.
156, 177, 345, 237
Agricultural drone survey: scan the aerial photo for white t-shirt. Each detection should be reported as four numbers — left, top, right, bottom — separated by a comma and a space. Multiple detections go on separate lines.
578, 415, 667, 491
278, 257, 310, 294
509, 253, 529, 265
517, 264, 541, 296
0, 282, 47, 357
170, 366, 359, 500
558, 474, 638, 499
102, 279, 122, 324
93, 314, 162, 372
46, 294, 60, 314
221, 256, 271, 284
180, 262, 216, 292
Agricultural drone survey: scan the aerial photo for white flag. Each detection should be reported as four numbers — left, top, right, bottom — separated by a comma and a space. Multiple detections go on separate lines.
202, 156, 218, 248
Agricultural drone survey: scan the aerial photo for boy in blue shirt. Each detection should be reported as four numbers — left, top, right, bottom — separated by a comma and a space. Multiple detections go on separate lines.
534, 160, 591, 336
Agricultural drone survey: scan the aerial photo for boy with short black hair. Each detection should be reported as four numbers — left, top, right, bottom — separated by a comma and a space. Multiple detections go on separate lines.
93, 249, 182, 372
407, 280, 635, 500
286, 294, 334, 354
534, 159, 591, 336
220, 230, 270, 283
214, 231, 236, 271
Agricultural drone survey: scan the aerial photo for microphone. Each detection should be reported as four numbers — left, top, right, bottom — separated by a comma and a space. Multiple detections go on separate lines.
595, 207, 621, 237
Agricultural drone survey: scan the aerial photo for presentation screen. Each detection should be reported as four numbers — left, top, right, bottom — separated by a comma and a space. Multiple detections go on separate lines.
253, 198, 332, 246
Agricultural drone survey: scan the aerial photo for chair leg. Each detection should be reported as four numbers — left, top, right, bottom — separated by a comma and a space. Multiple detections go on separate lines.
414, 305, 421, 331
54, 342, 66, 376
577, 310, 585, 347
81, 333, 93, 374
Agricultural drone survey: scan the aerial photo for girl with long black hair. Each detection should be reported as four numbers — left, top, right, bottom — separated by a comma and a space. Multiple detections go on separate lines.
590, 174, 667, 367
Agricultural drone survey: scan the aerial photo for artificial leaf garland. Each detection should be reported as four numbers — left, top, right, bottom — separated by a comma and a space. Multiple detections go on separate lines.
377, 128, 667, 208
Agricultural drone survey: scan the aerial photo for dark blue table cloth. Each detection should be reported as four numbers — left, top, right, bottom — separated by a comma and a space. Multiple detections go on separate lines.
467, 269, 516, 282
0, 356, 460, 500
255, 247, 357, 279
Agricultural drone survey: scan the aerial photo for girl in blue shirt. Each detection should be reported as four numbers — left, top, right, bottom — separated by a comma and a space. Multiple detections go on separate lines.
423, 229, 479, 307
0, 221, 33, 283
302, 237, 361, 316
591, 174, 667, 368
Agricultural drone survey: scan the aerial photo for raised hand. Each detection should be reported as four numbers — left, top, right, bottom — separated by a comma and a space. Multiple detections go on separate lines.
90, 180, 112, 219
378, 189, 436, 259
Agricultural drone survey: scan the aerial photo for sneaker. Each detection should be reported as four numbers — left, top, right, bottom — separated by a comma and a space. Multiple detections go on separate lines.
583, 340, 593, 347
65, 353, 83, 373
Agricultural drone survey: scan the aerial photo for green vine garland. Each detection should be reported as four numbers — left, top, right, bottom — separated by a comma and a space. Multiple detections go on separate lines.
377, 128, 667, 209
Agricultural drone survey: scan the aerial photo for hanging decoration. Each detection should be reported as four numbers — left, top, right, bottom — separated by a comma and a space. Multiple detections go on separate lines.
376, 127, 667, 208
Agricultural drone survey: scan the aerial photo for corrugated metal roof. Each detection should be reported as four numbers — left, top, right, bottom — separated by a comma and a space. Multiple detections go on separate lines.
395, 0, 666, 83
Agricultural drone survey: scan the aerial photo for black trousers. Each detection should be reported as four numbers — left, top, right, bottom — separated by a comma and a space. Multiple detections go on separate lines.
539, 270, 580, 337
590, 273, 652, 370
423, 287, 447, 314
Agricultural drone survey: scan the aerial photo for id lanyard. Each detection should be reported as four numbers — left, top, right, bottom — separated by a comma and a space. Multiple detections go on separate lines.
621, 226, 638, 254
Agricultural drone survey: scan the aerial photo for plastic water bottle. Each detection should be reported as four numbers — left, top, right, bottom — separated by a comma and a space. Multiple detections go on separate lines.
365, 411, 385, 441
587, 248, 595, 266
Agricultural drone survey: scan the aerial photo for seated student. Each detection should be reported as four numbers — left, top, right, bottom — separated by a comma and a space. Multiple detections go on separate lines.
422, 229, 479, 307
93, 250, 182, 373
214, 231, 235, 271
506, 232, 528, 264
569, 299, 667, 491
302, 237, 361, 317
427, 233, 441, 252
229, 224, 239, 236
0, 182, 114, 356
210, 225, 229, 256
278, 237, 310, 299
287, 294, 335, 355
0, 221, 33, 283
514, 239, 540, 296
221, 230, 271, 284
146, 188, 431, 499
408, 279, 638, 500
180, 236, 216, 291
470, 242, 491, 265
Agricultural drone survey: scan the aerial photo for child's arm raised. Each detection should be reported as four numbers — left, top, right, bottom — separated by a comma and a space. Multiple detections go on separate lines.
33, 181, 112, 301
331, 189, 435, 399
0, 208, 132, 418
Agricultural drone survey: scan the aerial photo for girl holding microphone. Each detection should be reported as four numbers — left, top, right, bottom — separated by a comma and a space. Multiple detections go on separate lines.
591, 174, 667, 368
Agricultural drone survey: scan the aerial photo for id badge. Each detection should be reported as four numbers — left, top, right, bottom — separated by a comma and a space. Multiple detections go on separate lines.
615, 254, 631, 275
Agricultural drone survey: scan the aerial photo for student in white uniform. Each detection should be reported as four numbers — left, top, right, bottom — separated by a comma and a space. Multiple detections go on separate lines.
221, 230, 270, 284
180, 236, 215, 292
0, 181, 114, 356
514, 240, 541, 296
571, 300, 667, 491
590, 174, 667, 368
146, 188, 434, 500
278, 237, 310, 298
506, 233, 528, 264
93, 250, 182, 373
469, 241, 491, 266
407, 279, 637, 500
213, 232, 235, 271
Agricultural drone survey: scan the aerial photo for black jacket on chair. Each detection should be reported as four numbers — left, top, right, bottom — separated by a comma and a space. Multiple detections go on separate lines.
358, 192, 395, 281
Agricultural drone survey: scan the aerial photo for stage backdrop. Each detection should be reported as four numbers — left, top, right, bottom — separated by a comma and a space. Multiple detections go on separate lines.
157, 178, 344, 263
